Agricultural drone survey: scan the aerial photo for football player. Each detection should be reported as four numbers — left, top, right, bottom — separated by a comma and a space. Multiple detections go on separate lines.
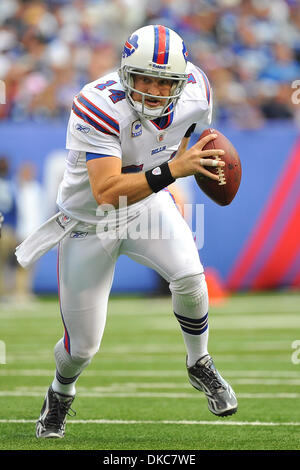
34, 25, 238, 438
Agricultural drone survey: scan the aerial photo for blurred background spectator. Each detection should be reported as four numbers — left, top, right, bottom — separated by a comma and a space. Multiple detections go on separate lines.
0, 157, 44, 302
0, 0, 299, 126
14, 161, 44, 302
0, 0, 300, 297
15, 161, 44, 243
0, 156, 17, 300
42, 149, 67, 218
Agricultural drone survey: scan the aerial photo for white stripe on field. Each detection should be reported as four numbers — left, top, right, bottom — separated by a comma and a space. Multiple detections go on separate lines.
0, 369, 300, 378
0, 391, 299, 399
0, 419, 299, 427
1, 341, 293, 355
225, 379, 300, 385
5, 377, 300, 392
42, 378, 300, 387
2, 356, 291, 365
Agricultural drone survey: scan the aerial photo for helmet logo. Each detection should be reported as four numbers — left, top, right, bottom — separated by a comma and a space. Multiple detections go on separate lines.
182, 41, 188, 63
123, 34, 139, 58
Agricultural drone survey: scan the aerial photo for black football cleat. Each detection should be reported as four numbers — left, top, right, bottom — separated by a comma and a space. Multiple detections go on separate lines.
187, 354, 238, 417
36, 386, 75, 438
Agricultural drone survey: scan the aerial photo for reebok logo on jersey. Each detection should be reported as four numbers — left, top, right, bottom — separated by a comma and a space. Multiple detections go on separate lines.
70, 231, 88, 239
131, 120, 142, 138
75, 123, 90, 134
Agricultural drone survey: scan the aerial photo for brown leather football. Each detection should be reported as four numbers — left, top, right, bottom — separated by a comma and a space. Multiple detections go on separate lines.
194, 128, 241, 206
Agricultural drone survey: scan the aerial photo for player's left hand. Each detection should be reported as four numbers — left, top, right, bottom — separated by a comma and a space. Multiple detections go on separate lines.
169, 133, 225, 181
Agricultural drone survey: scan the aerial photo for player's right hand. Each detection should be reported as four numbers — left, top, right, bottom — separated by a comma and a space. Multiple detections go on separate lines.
169, 133, 225, 181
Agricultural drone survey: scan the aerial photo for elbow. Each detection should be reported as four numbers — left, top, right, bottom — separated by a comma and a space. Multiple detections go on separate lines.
95, 189, 120, 209
92, 175, 124, 208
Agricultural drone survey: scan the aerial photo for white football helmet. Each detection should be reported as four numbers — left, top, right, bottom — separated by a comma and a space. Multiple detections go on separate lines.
119, 25, 189, 120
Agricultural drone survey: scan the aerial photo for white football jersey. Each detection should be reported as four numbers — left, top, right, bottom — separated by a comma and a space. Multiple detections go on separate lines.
57, 61, 212, 224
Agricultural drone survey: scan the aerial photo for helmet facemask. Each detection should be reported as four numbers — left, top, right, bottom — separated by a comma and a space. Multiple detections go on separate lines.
119, 67, 187, 120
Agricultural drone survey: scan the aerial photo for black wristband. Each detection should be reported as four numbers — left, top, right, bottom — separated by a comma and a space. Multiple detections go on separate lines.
145, 162, 175, 193
184, 123, 196, 138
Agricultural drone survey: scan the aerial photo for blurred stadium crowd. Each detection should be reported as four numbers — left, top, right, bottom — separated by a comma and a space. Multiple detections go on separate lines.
1, 0, 300, 128
1, 0, 300, 300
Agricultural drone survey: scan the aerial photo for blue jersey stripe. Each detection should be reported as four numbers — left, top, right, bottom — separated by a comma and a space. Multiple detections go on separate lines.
77, 94, 120, 133
121, 164, 144, 173
86, 152, 115, 161
72, 103, 115, 135
196, 66, 211, 104
151, 103, 174, 130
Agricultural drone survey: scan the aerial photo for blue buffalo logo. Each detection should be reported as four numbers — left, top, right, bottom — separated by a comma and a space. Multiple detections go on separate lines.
123, 34, 139, 58
182, 41, 188, 63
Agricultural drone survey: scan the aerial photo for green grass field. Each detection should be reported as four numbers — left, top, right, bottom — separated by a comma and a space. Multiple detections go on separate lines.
0, 291, 300, 451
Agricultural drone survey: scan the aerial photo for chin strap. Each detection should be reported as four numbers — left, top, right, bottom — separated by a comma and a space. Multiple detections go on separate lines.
133, 100, 165, 119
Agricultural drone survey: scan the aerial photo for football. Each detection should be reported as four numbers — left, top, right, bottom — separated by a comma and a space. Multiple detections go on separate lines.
194, 128, 241, 206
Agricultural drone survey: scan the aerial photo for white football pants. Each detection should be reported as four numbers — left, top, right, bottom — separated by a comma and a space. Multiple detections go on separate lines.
57, 190, 204, 359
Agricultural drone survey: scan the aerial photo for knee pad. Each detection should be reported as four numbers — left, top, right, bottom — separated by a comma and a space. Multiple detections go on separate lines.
169, 272, 207, 296
169, 273, 208, 310
69, 353, 92, 369
54, 339, 92, 377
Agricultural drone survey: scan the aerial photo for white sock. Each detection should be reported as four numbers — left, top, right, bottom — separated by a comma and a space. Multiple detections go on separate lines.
51, 339, 91, 396
52, 375, 77, 397
170, 273, 209, 367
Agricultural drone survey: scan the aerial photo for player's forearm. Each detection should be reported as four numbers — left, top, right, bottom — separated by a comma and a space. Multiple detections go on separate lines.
95, 158, 185, 208
96, 173, 153, 208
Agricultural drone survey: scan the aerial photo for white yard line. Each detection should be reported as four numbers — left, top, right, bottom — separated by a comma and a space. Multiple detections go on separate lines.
3, 378, 300, 393
153, 316, 300, 330
0, 391, 299, 398
0, 419, 299, 427
0, 369, 299, 378
223, 379, 300, 385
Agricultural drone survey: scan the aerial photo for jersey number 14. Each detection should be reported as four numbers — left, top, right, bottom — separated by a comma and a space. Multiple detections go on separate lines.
95, 81, 126, 104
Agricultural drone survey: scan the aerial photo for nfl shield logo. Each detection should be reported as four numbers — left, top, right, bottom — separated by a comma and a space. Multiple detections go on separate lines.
157, 131, 166, 142
56, 214, 72, 231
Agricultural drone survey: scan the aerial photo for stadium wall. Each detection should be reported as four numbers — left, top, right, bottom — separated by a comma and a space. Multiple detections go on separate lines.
1, 121, 299, 292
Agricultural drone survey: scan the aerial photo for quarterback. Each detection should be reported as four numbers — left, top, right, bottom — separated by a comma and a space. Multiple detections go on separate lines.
17, 25, 238, 438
